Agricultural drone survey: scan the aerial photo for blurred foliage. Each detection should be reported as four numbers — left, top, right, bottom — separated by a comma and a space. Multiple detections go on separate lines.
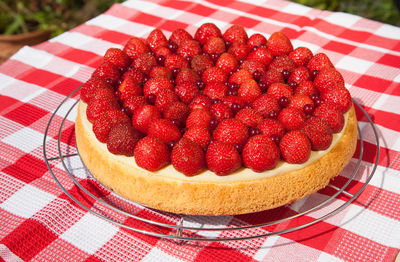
291, 0, 400, 25
0, 0, 399, 37
0, 0, 124, 36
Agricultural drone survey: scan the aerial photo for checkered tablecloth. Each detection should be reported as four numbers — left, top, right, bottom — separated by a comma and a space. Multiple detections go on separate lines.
1, 0, 399, 261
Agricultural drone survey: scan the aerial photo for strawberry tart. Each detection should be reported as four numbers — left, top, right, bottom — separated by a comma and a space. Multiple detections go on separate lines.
75, 24, 357, 215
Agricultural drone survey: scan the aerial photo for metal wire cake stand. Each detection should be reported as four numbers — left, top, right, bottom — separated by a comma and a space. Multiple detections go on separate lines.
43, 86, 380, 242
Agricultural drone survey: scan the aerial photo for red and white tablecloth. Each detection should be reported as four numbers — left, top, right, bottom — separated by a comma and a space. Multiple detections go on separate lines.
0, 0, 399, 261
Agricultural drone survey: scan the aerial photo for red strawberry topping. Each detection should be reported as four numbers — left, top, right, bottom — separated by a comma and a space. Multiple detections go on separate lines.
235, 108, 263, 127
288, 47, 313, 67
257, 118, 285, 138
134, 136, 170, 171
267, 32, 293, 56
171, 138, 205, 176
174, 82, 200, 104
170, 28, 193, 46
251, 93, 280, 117
215, 53, 238, 74
278, 107, 306, 130
302, 117, 333, 150
147, 28, 168, 52
206, 141, 241, 175
280, 130, 311, 164
93, 109, 130, 143
213, 118, 249, 146
131, 105, 161, 134
148, 118, 182, 143
194, 23, 222, 45
183, 127, 211, 149
86, 88, 119, 123
80, 76, 113, 103
313, 68, 345, 93
320, 85, 352, 113
103, 48, 131, 70
92, 62, 120, 86
242, 135, 280, 172
313, 101, 345, 133
123, 37, 149, 60
107, 122, 142, 156
186, 108, 212, 130
307, 53, 334, 72
223, 25, 248, 44
247, 33, 267, 49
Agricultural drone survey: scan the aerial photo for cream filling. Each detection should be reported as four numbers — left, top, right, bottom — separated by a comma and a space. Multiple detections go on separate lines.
79, 102, 348, 182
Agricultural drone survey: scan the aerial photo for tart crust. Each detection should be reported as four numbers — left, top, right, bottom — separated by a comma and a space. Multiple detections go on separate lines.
75, 100, 358, 215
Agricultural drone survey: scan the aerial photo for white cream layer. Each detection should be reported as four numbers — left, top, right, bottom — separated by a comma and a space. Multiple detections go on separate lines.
79, 102, 348, 182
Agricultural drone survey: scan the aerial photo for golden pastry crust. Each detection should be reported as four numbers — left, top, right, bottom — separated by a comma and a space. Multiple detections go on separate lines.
75, 101, 358, 215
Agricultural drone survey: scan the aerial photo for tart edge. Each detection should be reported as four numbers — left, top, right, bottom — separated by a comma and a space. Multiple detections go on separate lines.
75, 100, 358, 215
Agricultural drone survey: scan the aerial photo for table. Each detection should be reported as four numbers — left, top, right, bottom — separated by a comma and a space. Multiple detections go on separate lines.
1, 0, 399, 261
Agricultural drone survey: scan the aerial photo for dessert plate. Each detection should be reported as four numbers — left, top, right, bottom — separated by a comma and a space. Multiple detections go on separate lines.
43, 86, 380, 241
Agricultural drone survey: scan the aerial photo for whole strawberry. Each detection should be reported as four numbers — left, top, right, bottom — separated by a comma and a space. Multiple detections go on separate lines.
267, 83, 293, 101
251, 93, 280, 117
247, 33, 267, 49
278, 107, 306, 130
294, 81, 318, 97
171, 138, 205, 176
107, 122, 142, 156
238, 79, 262, 104
93, 109, 130, 143
288, 47, 313, 67
210, 102, 233, 122
259, 69, 285, 90
302, 117, 333, 150
313, 101, 344, 133
147, 28, 168, 52
313, 68, 345, 93
242, 135, 280, 172
288, 66, 311, 85
80, 76, 113, 103
307, 53, 334, 72
206, 141, 241, 175
288, 94, 314, 111
203, 82, 227, 100
213, 118, 249, 147
223, 25, 248, 44
320, 85, 352, 113
133, 53, 157, 75
269, 56, 297, 76
191, 54, 214, 72
123, 96, 146, 115
150, 66, 172, 80
123, 37, 149, 60
267, 31, 293, 56
246, 46, 273, 66
170, 28, 193, 46
143, 77, 173, 98
215, 53, 238, 74
163, 102, 189, 127
235, 108, 263, 127
177, 40, 202, 58
147, 118, 182, 143
134, 136, 170, 171
240, 60, 266, 75
122, 67, 145, 83
189, 95, 212, 111
229, 69, 253, 86
183, 127, 211, 149
103, 48, 131, 70
228, 41, 250, 60
203, 37, 226, 54
280, 130, 311, 164
92, 62, 120, 86
202, 67, 227, 84
86, 88, 120, 123
194, 23, 222, 45
175, 68, 200, 85
131, 105, 161, 134
186, 109, 212, 130
257, 118, 285, 138
164, 54, 189, 70
117, 78, 142, 101
154, 88, 179, 112
174, 82, 200, 104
